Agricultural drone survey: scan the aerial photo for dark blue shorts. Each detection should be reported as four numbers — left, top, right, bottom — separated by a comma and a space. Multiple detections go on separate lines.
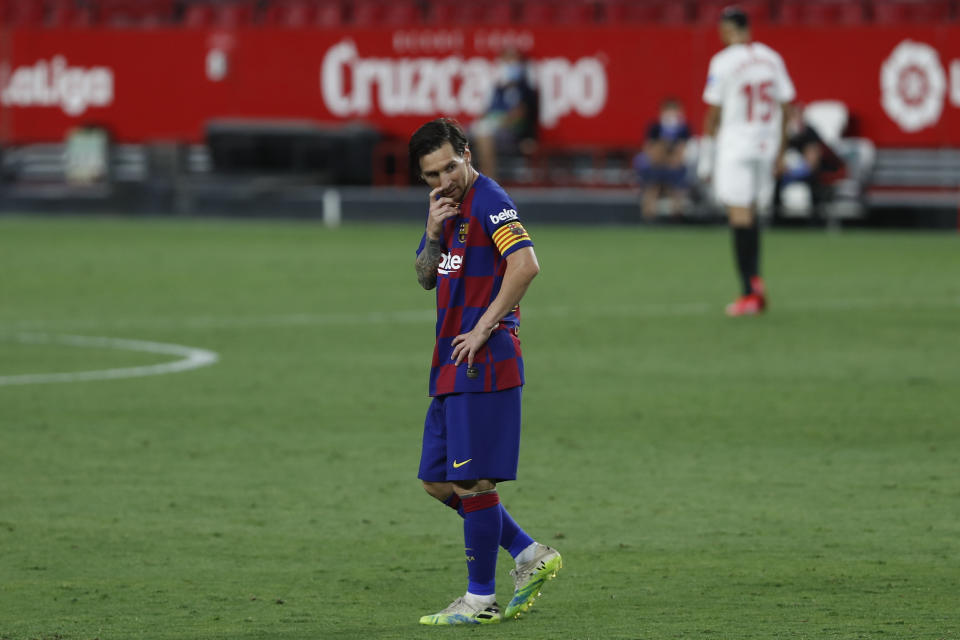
417, 387, 522, 483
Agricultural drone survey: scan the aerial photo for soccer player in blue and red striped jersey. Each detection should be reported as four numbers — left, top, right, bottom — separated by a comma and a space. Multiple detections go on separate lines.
410, 118, 562, 625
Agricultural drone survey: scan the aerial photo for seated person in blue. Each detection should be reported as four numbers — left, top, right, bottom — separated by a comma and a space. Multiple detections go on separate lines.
634, 98, 691, 220
471, 49, 538, 182
775, 105, 844, 219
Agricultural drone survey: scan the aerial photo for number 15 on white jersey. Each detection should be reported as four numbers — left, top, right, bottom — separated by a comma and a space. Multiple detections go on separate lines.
703, 42, 796, 159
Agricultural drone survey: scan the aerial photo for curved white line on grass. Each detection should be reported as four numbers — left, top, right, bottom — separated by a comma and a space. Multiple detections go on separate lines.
0, 333, 219, 386
3, 296, 960, 333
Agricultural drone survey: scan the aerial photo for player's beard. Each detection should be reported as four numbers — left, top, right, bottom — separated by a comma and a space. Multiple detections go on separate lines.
444, 167, 473, 204
443, 184, 462, 203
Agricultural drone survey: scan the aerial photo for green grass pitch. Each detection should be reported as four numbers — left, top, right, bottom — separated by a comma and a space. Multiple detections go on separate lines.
1, 215, 958, 639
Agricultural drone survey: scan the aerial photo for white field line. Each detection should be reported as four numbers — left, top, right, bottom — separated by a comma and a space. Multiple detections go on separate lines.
1, 296, 959, 334
0, 333, 219, 386
0, 309, 437, 332
2, 296, 956, 385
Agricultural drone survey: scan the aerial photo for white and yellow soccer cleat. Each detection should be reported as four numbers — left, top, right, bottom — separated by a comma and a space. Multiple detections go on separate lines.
504, 544, 563, 619
418, 597, 502, 625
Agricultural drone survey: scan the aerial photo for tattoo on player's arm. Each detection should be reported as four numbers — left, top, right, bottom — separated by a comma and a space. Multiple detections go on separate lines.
415, 238, 444, 290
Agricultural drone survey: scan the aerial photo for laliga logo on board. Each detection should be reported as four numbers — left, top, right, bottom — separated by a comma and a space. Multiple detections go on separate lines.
320, 39, 607, 128
880, 39, 960, 133
0, 56, 114, 116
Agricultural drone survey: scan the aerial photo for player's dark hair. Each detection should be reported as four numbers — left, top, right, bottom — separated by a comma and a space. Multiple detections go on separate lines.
719, 6, 749, 29
409, 118, 468, 174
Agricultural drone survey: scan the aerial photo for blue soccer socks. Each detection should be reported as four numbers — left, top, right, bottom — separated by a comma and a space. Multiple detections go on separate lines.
443, 492, 534, 557
444, 492, 465, 516
461, 491, 502, 596
500, 504, 535, 559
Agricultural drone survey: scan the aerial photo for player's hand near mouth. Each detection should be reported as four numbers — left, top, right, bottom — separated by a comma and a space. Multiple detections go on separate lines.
426, 186, 459, 241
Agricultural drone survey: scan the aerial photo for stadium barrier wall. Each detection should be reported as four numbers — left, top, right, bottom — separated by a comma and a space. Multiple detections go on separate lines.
1, 24, 959, 147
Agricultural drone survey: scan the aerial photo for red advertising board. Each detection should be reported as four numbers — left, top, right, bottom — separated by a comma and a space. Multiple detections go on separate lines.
2, 24, 959, 146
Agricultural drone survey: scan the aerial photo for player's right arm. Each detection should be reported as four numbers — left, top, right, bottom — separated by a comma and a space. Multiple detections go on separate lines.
776, 102, 793, 172
774, 51, 797, 166
414, 186, 460, 290
756, 47, 795, 174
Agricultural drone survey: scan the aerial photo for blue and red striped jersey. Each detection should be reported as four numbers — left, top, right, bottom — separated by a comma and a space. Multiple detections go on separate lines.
416, 173, 534, 397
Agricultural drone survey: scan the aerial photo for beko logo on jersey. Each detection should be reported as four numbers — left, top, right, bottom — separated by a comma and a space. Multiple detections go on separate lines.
489, 209, 518, 224
438, 252, 462, 274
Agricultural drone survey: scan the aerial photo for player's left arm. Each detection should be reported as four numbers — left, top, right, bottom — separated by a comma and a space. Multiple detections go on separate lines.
698, 105, 721, 181
450, 246, 540, 367
701, 54, 724, 138
703, 105, 721, 137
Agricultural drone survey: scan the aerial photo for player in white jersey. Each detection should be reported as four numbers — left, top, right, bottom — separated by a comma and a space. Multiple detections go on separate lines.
699, 6, 796, 316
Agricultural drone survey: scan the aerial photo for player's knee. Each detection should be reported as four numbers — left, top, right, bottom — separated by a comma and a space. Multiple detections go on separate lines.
452, 479, 496, 495
422, 480, 451, 500
728, 206, 754, 227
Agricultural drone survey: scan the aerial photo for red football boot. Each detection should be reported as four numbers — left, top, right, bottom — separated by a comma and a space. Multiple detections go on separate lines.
725, 293, 764, 317
750, 276, 767, 311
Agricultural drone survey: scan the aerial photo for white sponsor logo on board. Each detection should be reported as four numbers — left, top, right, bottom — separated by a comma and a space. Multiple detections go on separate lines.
1, 56, 114, 116
320, 39, 608, 128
